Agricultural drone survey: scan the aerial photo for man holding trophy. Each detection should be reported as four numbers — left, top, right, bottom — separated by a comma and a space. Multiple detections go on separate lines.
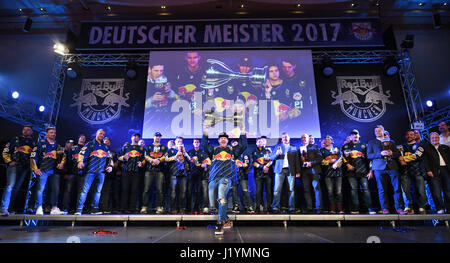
367, 125, 405, 215
201, 110, 247, 235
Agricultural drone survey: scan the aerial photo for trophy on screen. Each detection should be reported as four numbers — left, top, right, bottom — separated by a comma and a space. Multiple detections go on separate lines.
204, 109, 244, 127
381, 139, 392, 161
200, 59, 268, 89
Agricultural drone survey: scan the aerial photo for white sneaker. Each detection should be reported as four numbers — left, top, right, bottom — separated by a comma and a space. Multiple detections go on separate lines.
437, 209, 445, 214
36, 206, 44, 215
140, 207, 147, 214
202, 207, 209, 214
50, 207, 65, 215
156, 207, 164, 214
74, 211, 82, 215
418, 208, 426, 214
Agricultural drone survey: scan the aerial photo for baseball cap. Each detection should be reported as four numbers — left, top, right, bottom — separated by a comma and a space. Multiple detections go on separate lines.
154, 132, 162, 137
350, 129, 359, 135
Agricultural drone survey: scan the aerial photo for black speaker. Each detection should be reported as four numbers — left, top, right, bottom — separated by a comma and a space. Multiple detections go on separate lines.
433, 12, 441, 29
23, 17, 32, 32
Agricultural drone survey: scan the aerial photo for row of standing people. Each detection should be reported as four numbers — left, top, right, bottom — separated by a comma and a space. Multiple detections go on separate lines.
1, 123, 449, 217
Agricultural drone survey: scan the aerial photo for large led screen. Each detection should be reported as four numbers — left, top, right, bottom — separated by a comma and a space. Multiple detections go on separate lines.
143, 50, 321, 139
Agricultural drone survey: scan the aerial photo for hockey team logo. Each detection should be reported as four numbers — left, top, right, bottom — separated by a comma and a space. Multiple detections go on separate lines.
331, 76, 393, 122
351, 22, 375, 41
71, 79, 129, 124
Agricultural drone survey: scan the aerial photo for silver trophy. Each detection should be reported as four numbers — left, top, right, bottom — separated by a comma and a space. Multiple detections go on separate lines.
200, 59, 267, 89
204, 109, 244, 127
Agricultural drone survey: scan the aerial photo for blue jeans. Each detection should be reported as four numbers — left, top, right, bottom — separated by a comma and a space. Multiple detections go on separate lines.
35, 170, 60, 208
1, 165, 30, 210
142, 170, 165, 208
77, 172, 105, 212
400, 173, 427, 209
324, 177, 343, 204
374, 169, 403, 211
232, 179, 253, 209
272, 168, 295, 212
347, 176, 372, 211
208, 177, 231, 223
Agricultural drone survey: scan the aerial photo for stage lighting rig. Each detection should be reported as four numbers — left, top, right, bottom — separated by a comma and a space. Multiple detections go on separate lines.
384, 57, 399, 76
126, 60, 137, 79
321, 57, 334, 77
53, 43, 68, 55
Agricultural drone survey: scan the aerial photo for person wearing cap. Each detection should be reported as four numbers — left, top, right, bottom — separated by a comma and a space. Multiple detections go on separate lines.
202, 120, 247, 234
30, 126, 66, 215
165, 136, 192, 214
0, 125, 36, 216
75, 129, 113, 215
118, 133, 146, 214
342, 129, 375, 214
141, 132, 168, 214
186, 138, 209, 214
367, 125, 404, 215
231, 139, 254, 214
320, 135, 344, 214
252, 136, 273, 213
61, 134, 86, 214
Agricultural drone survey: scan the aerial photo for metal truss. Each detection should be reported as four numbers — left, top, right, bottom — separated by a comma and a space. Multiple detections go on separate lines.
312, 50, 398, 64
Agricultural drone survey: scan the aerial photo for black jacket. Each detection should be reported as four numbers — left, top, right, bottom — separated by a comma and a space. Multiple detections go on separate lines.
424, 143, 450, 176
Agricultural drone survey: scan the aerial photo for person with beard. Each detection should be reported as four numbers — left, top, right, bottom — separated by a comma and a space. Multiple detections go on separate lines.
98, 137, 119, 214
320, 135, 344, 214
118, 133, 146, 214
0, 125, 35, 215
165, 136, 191, 214
398, 130, 427, 214
231, 139, 254, 214
252, 136, 273, 214
141, 132, 168, 214
30, 126, 66, 215
342, 129, 375, 214
61, 135, 86, 214
186, 138, 209, 214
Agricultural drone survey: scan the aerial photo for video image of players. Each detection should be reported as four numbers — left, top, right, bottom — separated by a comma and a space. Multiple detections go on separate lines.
143, 50, 320, 139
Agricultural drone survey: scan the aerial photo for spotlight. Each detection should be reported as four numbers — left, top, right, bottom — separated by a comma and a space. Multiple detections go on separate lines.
53, 42, 68, 55
444, 3, 448, 6
384, 57, 399, 76
350, 3, 355, 7
297, 3, 301, 8
400, 34, 414, 49
19, 8, 23, 12
241, 4, 245, 8
11, 91, 20, 100
105, 5, 112, 11
39, 105, 45, 112
39, 7, 46, 12
161, 5, 166, 9
418, 2, 425, 7
126, 60, 137, 79
321, 58, 334, 77
425, 100, 435, 108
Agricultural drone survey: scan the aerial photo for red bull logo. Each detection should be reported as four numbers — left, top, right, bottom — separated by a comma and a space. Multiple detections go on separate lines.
72, 154, 79, 160
203, 158, 211, 165
236, 160, 243, 166
324, 155, 339, 161
90, 150, 108, 158
257, 157, 270, 165
350, 150, 364, 158
44, 150, 58, 159
213, 151, 232, 161
16, 146, 32, 154
351, 22, 375, 41
128, 150, 141, 158
150, 152, 163, 158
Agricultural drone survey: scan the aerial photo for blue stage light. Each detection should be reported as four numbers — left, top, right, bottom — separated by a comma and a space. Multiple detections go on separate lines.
11, 91, 19, 99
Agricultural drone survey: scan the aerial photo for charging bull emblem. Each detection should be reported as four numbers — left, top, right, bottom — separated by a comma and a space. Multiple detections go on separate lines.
351, 22, 375, 41
331, 76, 393, 122
71, 79, 129, 124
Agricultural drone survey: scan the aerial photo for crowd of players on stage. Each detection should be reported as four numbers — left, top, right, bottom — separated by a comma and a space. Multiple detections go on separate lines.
1, 122, 449, 232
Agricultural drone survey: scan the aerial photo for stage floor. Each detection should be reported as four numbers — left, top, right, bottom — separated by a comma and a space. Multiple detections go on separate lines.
0, 224, 449, 243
